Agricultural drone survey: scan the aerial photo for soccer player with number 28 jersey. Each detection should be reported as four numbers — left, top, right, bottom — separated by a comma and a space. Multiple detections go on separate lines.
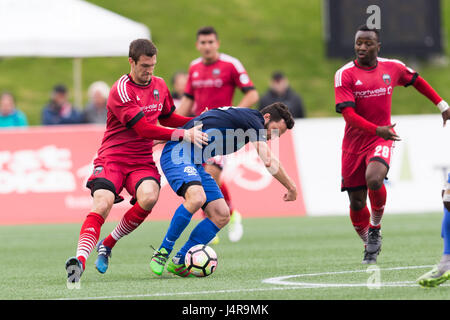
177, 26, 259, 243
334, 25, 450, 264
65, 39, 208, 284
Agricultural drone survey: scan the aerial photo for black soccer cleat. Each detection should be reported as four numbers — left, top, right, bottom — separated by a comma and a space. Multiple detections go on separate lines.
362, 227, 382, 264
65, 257, 84, 283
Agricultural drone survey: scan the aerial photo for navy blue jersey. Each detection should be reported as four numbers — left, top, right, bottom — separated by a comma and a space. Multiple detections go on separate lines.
178, 107, 266, 163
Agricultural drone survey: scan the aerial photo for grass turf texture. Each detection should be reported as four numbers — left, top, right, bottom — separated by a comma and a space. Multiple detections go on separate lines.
0, 212, 448, 300
2, 0, 450, 124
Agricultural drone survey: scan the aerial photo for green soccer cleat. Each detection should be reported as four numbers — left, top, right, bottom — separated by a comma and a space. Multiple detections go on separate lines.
228, 209, 243, 242
167, 259, 195, 278
149, 247, 169, 276
208, 235, 220, 245
417, 266, 450, 288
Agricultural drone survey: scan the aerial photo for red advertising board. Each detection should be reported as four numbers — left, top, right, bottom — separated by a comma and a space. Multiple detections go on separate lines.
0, 125, 305, 225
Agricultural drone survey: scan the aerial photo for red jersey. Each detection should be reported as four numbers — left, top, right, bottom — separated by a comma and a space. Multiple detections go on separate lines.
96, 74, 175, 163
334, 58, 417, 154
185, 53, 255, 115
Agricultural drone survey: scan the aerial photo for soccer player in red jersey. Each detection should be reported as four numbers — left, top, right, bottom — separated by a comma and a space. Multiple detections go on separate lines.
65, 39, 208, 284
177, 26, 260, 243
334, 25, 450, 264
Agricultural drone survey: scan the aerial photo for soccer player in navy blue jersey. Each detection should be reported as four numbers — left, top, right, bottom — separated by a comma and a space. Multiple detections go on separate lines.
150, 102, 298, 277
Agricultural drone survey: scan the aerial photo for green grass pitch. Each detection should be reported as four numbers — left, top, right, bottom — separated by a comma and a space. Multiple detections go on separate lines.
0, 212, 448, 300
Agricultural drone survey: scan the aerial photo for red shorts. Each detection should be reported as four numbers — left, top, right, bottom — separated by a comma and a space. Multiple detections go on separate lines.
86, 159, 161, 204
341, 141, 394, 192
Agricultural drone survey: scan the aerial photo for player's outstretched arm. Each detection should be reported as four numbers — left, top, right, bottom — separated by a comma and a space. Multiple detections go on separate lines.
412, 76, 450, 127
159, 111, 193, 128
252, 140, 297, 201
176, 96, 195, 116
133, 117, 208, 148
341, 107, 401, 141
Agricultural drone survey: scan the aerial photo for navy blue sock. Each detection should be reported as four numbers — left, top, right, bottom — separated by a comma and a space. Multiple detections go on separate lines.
443, 206, 450, 254
175, 218, 220, 264
159, 204, 193, 255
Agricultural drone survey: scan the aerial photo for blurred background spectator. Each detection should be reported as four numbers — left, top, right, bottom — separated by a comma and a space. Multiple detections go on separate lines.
42, 84, 83, 125
83, 81, 109, 124
171, 70, 188, 109
0, 91, 28, 128
258, 71, 306, 119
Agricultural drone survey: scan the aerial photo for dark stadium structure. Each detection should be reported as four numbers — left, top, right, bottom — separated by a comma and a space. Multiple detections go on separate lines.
324, 0, 443, 59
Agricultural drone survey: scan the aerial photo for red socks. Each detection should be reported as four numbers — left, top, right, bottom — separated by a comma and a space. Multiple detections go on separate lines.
103, 202, 151, 249
368, 184, 387, 228
350, 206, 370, 244
75, 204, 151, 269
76, 212, 105, 269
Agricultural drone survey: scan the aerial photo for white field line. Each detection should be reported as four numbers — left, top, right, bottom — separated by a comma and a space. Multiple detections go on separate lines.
262, 265, 437, 287
54, 265, 446, 300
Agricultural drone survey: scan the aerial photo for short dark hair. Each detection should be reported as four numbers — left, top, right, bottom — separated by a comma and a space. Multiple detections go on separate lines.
129, 39, 158, 63
356, 24, 380, 42
53, 84, 67, 94
196, 26, 218, 39
271, 71, 285, 81
260, 102, 295, 129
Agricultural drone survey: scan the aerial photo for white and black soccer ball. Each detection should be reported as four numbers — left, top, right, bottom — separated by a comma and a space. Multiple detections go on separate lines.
185, 244, 218, 277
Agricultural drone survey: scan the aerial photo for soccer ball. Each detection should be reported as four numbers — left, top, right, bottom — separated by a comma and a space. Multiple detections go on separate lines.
185, 244, 218, 277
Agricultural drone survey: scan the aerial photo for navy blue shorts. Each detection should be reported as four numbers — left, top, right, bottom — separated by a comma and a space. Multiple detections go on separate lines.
160, 141, 223, 207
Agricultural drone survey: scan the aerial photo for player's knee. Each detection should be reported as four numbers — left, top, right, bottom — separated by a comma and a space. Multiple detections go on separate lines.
350, 198, 366, 211
137, 192, 158, 211
185, 190, 207, 212
91, 199, 113, 218
91, 190, 115, 217
211, 207, 230, 229
366, 177, 383, 191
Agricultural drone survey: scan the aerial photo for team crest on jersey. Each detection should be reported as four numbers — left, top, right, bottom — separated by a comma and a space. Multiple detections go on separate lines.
93, 166, 103, 176
153, 89, 160, 101
212, 68, 221, 77
382, 74, 391, 85
184, 166, 198, 176
239, 74, 250, 85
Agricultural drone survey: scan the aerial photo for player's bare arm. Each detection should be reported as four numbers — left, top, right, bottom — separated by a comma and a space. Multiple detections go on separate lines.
176, 95, 195, 116
252, 140, 297, 201
237, 89, 259, 108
